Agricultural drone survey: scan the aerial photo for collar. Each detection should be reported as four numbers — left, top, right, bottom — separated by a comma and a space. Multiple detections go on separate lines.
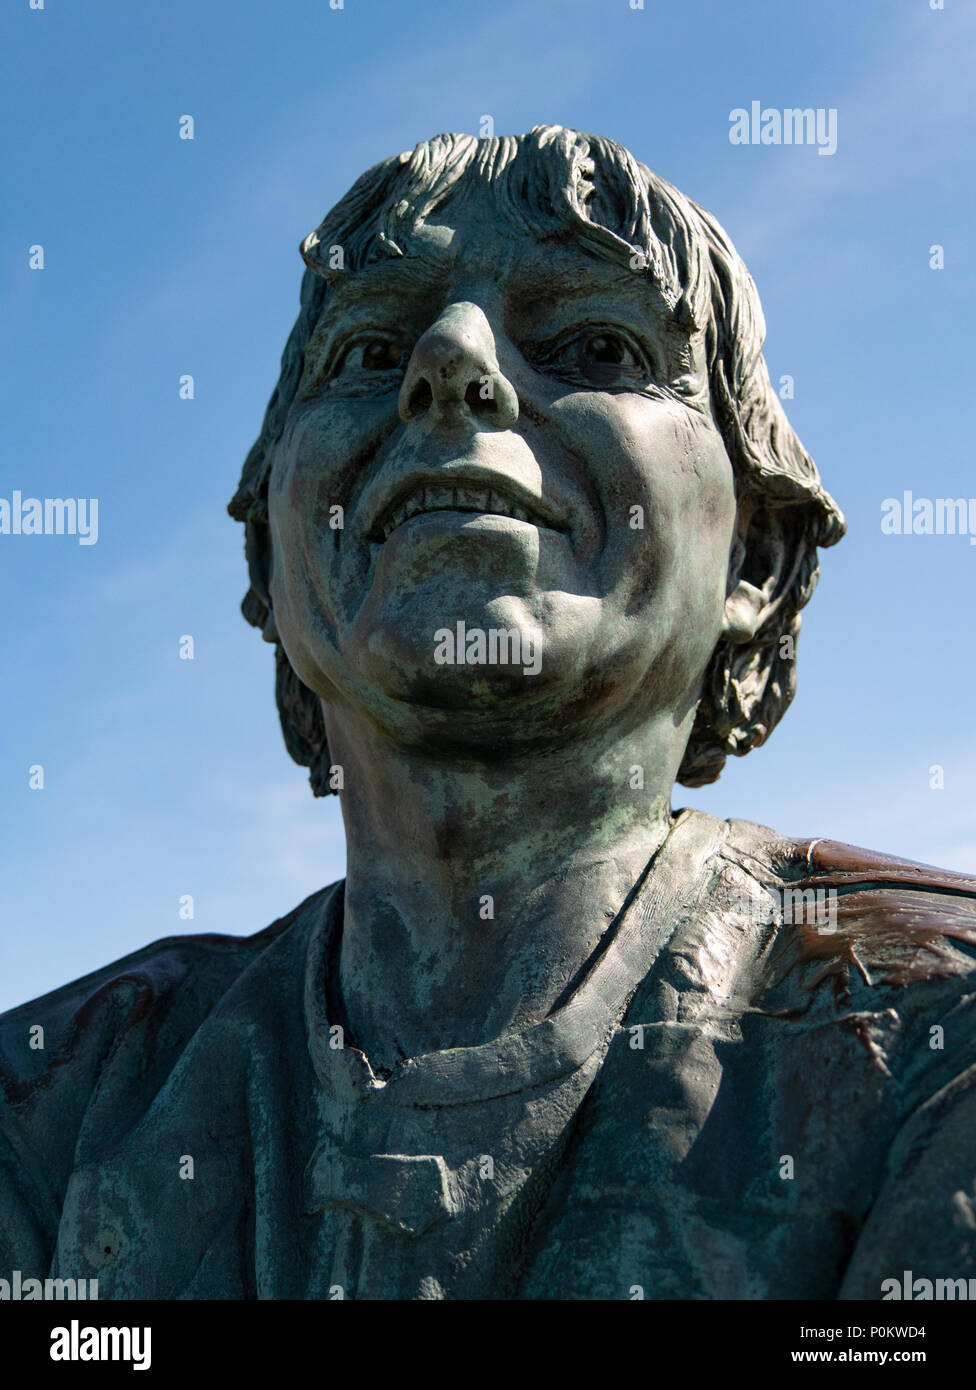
303, 808, 729, 1108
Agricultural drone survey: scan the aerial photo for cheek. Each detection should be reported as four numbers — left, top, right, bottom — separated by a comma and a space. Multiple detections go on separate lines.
273, 400, 399, 520
268, 404, 389, 596
271, 412, 346, 529
553, 389, 732, 517
267, 402, 404, 676
673, 431, 738, 572
265, 420, 342, 661
581, 396, 736, 590
656, 432, 737, 638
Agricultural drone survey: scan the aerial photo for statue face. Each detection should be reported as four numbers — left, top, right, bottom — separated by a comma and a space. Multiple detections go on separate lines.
267, 185, 739, 756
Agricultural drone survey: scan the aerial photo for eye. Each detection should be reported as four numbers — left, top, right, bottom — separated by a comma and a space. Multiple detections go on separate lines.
529, 326, 654, 385
298, 333, 407, 400
341, 337, 405, 374
580, 333, 636, 366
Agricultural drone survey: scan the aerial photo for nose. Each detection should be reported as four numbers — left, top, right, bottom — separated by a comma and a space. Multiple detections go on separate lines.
398, 301, 519, 429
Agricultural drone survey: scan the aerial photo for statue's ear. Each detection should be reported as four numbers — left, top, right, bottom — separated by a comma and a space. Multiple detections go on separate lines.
722, 503, 797, 645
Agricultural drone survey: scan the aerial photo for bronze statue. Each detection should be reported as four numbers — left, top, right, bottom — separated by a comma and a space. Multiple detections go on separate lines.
3, 128, 975, 1300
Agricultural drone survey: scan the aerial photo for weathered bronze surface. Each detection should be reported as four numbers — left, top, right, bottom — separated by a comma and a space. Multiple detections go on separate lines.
3, 128, 974, 1301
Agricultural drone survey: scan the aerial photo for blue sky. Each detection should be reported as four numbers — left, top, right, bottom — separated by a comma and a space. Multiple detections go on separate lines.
1, 0, 974, 1010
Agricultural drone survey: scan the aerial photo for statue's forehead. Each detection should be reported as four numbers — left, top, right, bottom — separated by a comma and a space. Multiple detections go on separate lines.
322, 221, 650, 317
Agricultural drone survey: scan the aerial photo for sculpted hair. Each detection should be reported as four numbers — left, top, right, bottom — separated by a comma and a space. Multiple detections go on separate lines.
229, 125, 845, 794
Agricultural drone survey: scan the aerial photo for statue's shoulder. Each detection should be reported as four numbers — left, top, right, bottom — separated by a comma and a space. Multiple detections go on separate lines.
727, 817, 976, 895
0, 886, 333, 1270
1, 900, 303, 1055
0, 886, 334, 1156
719, 815, 976, 994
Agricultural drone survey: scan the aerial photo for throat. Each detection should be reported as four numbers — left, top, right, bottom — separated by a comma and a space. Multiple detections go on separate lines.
335, 814, 673, 1072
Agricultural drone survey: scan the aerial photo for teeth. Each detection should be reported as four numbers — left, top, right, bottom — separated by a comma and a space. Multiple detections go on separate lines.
379, 485, 541, 539
455, 488, 488, 511
426, 486, 455, 509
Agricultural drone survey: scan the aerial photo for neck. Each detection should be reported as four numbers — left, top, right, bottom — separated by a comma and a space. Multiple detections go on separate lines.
327, 706, 689, 1072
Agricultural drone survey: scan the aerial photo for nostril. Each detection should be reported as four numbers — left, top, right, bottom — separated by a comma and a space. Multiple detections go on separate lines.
406, 378, 433, 417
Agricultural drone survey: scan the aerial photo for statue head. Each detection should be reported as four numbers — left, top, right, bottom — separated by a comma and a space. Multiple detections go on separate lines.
229, 126, 844, 795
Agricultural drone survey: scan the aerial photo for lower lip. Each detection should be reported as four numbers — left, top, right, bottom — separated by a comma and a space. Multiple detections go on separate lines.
376, 510, 553, 543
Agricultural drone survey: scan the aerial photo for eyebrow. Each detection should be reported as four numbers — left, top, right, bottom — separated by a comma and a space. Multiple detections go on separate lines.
316, 250, 453, 310
321, 250, 640, 304
309, 240, 675, 342
507, 257, 647, 302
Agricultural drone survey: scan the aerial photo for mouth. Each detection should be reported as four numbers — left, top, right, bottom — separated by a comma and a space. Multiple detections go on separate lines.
369, 473, 567, 544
